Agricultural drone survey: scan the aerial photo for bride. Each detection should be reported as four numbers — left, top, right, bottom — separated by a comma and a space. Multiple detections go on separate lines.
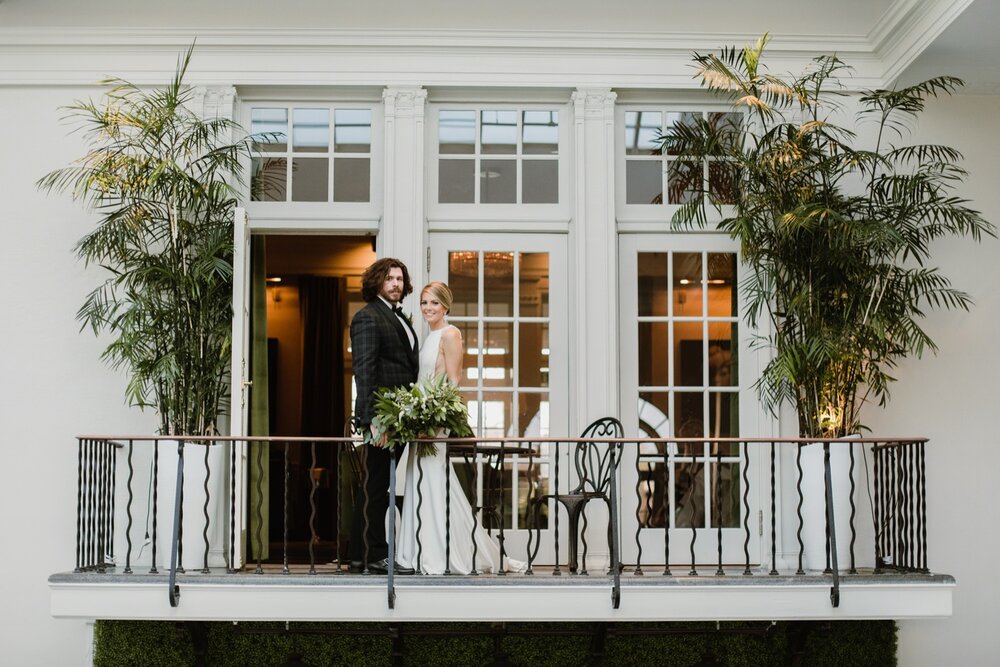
396, 281, 523, 575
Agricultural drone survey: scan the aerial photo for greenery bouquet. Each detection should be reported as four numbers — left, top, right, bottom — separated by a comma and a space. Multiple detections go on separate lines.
371, 375, 473, 457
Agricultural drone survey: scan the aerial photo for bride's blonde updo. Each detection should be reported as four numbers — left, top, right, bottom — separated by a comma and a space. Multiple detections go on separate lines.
421, 281, 453, 313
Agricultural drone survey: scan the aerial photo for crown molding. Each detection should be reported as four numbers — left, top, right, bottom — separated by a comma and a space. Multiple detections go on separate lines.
0, 27, 885, 89
869, 0, 975, 85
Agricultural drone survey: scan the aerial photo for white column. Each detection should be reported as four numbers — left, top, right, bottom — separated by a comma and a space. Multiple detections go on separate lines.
382, 86, 428, 308
571, 88, 619, 429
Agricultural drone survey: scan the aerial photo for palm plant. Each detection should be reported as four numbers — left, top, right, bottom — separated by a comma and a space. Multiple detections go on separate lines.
38, 46, 253, 436
665, 35, 994, 437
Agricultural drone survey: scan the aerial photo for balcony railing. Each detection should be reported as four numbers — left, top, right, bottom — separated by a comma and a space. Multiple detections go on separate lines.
69, 434, 934, 615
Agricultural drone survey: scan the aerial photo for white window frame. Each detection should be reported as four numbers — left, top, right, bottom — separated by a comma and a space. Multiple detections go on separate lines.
426, 102, 572, 231
240, 96, 384, 230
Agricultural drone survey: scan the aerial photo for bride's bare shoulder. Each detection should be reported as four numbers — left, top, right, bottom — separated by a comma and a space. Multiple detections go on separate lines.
443, 325, 463, 341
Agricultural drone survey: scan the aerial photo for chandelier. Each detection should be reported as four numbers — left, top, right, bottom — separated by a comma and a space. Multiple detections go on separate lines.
449, 251, 514, 279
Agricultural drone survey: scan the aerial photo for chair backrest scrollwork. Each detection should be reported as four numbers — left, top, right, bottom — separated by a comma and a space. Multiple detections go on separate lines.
572, 417, 625, 495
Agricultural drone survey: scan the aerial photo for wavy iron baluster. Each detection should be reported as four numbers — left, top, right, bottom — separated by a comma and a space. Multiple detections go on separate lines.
201, 440, 211, 573
283, 441, 290, 575
309, 441, 318, 575
633, 448, 644, 576
150, 441, 159, 574
254, 439, 264, 574
742, 441, 751, 576
794, 443, 804, 575
770, 442, 779, 576
75, 439, 84, 572
124, 440, 134, 574
848, 441, 857, 574
663, 444, 671, 576
715, 446, 724, 576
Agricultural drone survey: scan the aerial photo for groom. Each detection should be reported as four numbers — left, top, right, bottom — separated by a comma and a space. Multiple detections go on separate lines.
348, 257, 419, 574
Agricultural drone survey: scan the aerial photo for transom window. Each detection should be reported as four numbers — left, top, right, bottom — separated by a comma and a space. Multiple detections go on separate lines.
250, 106, 373, 203
623, 110, 740, 207
437, 109, 559, 205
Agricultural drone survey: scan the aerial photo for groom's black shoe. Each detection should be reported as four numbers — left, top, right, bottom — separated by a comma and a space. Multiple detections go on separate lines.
367, 557, 415, 575
348, 560, 364, 573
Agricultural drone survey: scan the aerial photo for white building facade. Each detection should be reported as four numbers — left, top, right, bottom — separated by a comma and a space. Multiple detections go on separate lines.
1, 1, 997, 664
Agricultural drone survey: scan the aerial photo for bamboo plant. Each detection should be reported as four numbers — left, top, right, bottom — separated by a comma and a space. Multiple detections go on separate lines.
38, 46, 253, 436
665, 35, 994, 437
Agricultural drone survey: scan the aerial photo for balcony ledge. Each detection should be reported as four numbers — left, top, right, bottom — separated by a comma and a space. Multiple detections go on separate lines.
50, 569, 955, 623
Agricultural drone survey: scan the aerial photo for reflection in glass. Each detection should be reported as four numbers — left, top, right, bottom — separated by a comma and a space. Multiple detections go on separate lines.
673, 253, 703, 316
709, 160, 737, 205
625, 111, 662, 155
673, 321, 704, 386
665, 112, 700, 156
674, 391, 705, 447
482, 322, 513, 386
707, 323, 737, 386
710, 462, 740, 527
522, 160, 558, 204
519, 323, 549, 388
455, 322, 479, 387
519, 461, 548, 529
637, 252, 668, 317
667, 161, 700, 204
518, 392, 548, 436
448, 251, 479, 317
293, 108, 329, 152
333, 157, 370, 202
638, 392, 670, 438
439, 110, 476, 154
251, 157, 287, 202
251, 108, 288, 151
519, 252, 549, 318
522, 110, 558, 154
290, 157, 328, 202
674, 460, 704, 528
480, 159, 516, 203
481, 110, 517, 154
471, 392, 513, 438
638, 322, 668, 388
334, 109, 371, 153
626, 160, 662, 205
707, 391, 738, 445
439, 159, 475, 203
707, 253, 737, 317
636, 461, 667, 528
483, 252, 514, 316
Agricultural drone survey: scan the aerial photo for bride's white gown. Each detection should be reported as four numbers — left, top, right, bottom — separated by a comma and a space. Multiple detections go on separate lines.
397, 324, 522, 574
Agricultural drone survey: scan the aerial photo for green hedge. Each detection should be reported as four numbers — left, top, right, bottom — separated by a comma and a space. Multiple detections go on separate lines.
93, 619, 895, 666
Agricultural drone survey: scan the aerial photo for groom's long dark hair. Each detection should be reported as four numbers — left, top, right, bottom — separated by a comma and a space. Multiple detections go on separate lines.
360, 257, 414, 302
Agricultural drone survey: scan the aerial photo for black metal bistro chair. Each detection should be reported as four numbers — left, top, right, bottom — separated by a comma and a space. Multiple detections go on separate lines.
532, 417, 624, 574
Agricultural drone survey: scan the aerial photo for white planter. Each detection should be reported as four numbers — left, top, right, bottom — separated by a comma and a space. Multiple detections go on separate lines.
154, 440, 229, 572
797, 436, 859, 572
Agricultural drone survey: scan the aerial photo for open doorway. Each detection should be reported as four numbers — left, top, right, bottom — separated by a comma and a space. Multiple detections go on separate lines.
258, 234, 375, 564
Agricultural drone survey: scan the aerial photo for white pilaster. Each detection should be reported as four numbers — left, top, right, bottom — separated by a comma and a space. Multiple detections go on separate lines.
571, 88, 619, 429
382, 86, 428, 307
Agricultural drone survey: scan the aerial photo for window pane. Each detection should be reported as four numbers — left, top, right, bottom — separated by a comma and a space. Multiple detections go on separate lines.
251, 108, 287, 152
439, 110, 476, 154
707, 391, 738, 444
519, 460, 548, 529
455, 322, 479, 387
674, 392, 705, 441
448, 251, 479, 317
519, 252, 549, 318
293, 108, 329, 153
637, 252, 668, 317
707, 324, 737, 387
625, 111, 662, 156
639, 392, 670, 440
518, 393, 548, 437
468, 392, 512, 438
707, 253, 737, 316
674, 322, 704, 387
708, 112, 742, 136
480, 159, 516, 203
481, 110, 517, 154
291, 157, 328, 202
626, 160, 662, 205
483, 252, 514, 315
638, 322, 668, 388
522, 160, 558, 204
439, 159, 475, 203
674, 460, 704, 527
673, 252, 703, 316
667, 161, 700, 204
637, 460, 668, 528
665, 112, 700, 156
709, 161, 737, 205
519, 323, 548, 388
710, 461, 740, 527
333, 157, 370, 202
482, 322, 513, 387
334, 109, 371, 153
522, 110, 558, 154
250, 157, 287, 202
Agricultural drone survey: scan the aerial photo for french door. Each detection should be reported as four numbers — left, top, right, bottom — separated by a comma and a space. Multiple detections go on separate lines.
619, 234, 763, 566
429, 233, 567, 564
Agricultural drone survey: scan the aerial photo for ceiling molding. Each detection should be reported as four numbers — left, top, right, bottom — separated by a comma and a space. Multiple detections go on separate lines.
869, 0, 975, 84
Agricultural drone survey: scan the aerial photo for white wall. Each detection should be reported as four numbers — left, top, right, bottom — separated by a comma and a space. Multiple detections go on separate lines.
0, 86, 157, 665
864, 93, 1000, 665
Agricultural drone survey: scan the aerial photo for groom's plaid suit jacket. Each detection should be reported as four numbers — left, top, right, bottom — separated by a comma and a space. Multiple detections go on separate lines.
350, 297, 419, 427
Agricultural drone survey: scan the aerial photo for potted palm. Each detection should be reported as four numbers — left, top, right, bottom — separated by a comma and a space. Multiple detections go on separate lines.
38, 46, 254, 570
664, 35, 994, 568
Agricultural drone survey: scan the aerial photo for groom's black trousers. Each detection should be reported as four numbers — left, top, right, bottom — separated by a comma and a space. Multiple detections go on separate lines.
349, 442, 405, 563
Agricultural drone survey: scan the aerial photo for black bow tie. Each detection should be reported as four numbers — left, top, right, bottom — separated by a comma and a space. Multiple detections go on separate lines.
392, 305, 403, 315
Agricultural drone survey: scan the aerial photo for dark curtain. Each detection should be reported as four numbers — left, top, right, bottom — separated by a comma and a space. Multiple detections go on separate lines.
299, 275, 346, 436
